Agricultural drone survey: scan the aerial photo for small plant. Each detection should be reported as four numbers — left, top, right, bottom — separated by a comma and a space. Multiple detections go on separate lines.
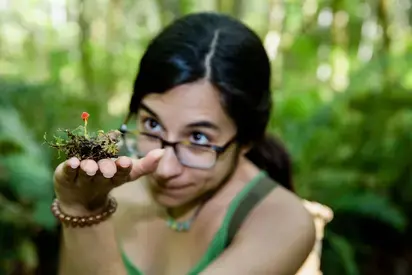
44, 112, 121, 161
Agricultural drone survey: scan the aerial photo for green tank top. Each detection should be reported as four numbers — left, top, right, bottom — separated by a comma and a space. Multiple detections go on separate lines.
121, 170, 277, 275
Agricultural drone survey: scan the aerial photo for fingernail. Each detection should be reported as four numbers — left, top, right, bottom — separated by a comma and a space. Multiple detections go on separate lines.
151, 149, 165, 159
69, 158, 79, 169
118, 158, 130, 168
86, 171, 96, 176
103, 173, 114, 179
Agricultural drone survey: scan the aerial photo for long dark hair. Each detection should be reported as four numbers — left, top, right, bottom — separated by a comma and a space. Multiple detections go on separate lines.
128, 12, 293, 191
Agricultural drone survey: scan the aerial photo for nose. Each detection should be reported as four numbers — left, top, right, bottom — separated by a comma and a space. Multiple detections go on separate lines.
154, 147, 183, 180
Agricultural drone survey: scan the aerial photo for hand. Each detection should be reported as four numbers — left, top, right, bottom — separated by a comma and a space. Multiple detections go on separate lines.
53, 149, 164, 215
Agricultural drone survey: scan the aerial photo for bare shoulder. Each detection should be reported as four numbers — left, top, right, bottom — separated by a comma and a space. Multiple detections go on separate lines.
242, 184, 316, 244
227, 185, 317, 274
261, 185, 316, 233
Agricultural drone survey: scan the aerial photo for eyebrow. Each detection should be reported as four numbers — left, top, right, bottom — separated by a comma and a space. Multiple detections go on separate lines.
140, 102, 221, 132
140, 103, 159, 118
187, 121, 221, 132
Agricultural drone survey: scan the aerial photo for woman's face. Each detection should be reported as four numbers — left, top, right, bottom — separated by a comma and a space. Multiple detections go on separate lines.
136, 80, 239, 208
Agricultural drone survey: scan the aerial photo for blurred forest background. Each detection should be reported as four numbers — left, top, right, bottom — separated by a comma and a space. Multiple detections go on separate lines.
0, 0, 411, 274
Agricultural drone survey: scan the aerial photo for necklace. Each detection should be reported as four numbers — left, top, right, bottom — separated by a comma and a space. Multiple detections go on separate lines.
165, 189, 216, 232
166, 204, 203, 232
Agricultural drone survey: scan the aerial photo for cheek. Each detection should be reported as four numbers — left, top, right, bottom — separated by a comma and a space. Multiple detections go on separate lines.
193, 153, 236, 191
186, 169, 216, 191
149, 156, 237, 207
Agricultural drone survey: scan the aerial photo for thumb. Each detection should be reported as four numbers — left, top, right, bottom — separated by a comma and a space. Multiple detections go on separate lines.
128, 149, 164, 181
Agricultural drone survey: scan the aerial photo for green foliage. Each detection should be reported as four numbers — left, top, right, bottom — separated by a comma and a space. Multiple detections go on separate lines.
326, 232, 360, 275
0, 82, 56, 274
1, 0, 412, 274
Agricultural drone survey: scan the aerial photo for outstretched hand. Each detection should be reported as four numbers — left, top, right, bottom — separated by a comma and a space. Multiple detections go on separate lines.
53, 149, 164, 214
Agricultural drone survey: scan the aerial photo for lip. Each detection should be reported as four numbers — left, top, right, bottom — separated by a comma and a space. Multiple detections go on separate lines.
148, 177, 192, 194
162, 184, 191, 190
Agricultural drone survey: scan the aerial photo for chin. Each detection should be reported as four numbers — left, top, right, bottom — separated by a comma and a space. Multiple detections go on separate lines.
147, 177, 199, 208
152, 192, 191, 208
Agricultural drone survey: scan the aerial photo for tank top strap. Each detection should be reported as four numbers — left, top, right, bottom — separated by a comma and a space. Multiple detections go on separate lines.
224, 172, 278, 247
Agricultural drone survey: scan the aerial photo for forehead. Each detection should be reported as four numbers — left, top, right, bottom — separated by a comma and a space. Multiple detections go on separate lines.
140, 80, 235, 129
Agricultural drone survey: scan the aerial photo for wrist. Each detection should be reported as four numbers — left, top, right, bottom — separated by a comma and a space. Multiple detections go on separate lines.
51, 196, 117, 227
58, 202, 107, 216
55, 195, 109, 216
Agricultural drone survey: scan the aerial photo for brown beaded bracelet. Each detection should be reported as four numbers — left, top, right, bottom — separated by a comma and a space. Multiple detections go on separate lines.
50, 196, 118, 227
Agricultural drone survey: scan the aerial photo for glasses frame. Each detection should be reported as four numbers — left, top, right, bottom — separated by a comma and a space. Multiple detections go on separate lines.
118, 113, 236, 169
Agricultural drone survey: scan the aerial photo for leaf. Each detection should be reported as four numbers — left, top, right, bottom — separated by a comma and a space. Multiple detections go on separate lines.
327, 232, 360, 275
32, 200, 56, 230
0, 138, 24, 156
0, 107, 46, 159
18, 239, 38, 270
0, 194, 32, 227
0, 105, 54, 201
2, 154, 53, 201
327, 192, 407, 231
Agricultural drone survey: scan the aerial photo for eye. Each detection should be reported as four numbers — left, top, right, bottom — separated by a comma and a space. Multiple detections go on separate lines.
190, 132, 210, 145
143, 118, 162, 133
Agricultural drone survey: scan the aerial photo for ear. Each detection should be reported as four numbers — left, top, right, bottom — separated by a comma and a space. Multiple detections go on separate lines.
239, 142, 253, 156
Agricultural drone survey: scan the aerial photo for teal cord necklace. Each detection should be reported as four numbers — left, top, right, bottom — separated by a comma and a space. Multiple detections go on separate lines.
165, 189, 215, 232
166, 204, 203, 232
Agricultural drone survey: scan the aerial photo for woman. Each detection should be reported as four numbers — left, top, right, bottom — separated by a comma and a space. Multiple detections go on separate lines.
53, 12, 316, 275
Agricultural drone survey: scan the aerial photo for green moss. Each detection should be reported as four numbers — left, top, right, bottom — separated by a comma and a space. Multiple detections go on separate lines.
43, 127, 121, 161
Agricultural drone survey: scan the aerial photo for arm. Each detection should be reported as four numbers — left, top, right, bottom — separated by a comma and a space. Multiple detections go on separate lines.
200, 191, 317, 275
296, 201, 333, 275
58, 208, 127, 275
54, 150, 164, 275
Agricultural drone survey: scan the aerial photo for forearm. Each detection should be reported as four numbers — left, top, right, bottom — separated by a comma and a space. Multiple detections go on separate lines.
57, 204, 127, 275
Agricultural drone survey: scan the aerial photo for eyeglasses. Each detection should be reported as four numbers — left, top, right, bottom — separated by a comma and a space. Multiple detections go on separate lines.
118, 114, 236, 169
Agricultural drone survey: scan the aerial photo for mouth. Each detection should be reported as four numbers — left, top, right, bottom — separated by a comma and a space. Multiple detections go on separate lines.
149, 178, 191, 191
162, 184, 192, 190
152, 184, 192, 198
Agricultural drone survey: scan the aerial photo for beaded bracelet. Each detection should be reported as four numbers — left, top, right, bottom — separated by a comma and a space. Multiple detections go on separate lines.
50, 196, 118, 227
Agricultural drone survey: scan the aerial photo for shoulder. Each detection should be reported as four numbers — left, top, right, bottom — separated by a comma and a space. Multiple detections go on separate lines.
200, 182, 317, 274
258, 183, 316, 230
231, 184, 316, 273
243, 183, 316, 244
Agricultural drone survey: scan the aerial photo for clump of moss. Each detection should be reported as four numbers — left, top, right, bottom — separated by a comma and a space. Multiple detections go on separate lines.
43, 112, 121, 161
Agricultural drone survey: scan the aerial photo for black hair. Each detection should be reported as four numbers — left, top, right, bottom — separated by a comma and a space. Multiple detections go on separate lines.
128, 12, 293, 191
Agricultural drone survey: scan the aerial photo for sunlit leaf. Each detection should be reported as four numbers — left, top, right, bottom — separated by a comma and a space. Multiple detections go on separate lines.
18, 239, 38, 270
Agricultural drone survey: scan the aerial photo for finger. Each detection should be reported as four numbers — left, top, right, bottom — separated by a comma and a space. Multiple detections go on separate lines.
88, 159, 118, 191
128, 149, 164, 181
115, 156, 132, 175
97, 158, 117, 179
54, 157, 80, 184
112, 157, 133, 185
77, 159, 99, 183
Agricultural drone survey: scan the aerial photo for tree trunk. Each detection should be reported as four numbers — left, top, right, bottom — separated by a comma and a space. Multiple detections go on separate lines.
266, 0, 284, 89
105, 0, 122, 97
331, 0, 348, 49
377, 0, 391, 90
78, 0, 95, 95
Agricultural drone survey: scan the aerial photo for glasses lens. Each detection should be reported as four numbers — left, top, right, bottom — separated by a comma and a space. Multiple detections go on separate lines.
176, 144, 217, 169
117, 131, 138, 157
136, 133, 162, 157
118, 129, 217, 169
